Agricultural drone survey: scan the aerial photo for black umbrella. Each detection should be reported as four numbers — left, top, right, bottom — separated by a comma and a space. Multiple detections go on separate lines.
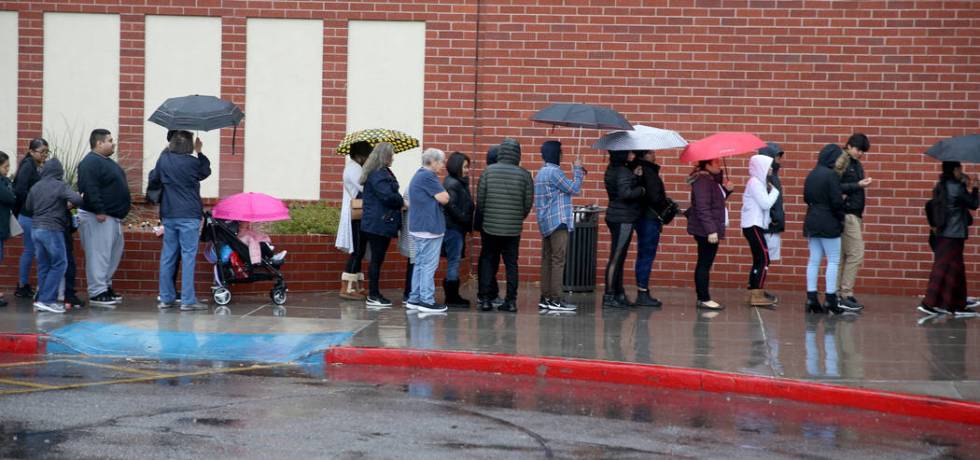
926, 134, 980, 163
530, 103, 634, 131
149, 95, 244, 154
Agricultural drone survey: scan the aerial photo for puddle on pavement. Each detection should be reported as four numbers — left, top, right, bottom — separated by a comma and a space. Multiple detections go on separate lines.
0, 421, 66, 459
176, 417, 245, 428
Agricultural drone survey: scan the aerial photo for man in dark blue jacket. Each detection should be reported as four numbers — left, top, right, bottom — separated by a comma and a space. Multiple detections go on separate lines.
148, 130, 211, 311
78, 129, 131, 307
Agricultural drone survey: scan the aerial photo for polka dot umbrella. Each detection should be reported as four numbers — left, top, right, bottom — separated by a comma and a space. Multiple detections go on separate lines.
336, 129, 420, 155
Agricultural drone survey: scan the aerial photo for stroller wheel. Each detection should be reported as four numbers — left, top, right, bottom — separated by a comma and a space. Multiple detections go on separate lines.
271, 287, 287, 306
272, 306, 287, 317
213, 287, 232, 306
214, 306, 231, 316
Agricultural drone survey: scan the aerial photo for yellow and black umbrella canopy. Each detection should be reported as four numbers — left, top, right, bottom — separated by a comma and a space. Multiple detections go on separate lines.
336, 128, 420, 155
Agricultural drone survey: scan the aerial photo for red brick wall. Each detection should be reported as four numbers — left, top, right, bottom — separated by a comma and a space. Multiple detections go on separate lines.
3, 0, 979, 297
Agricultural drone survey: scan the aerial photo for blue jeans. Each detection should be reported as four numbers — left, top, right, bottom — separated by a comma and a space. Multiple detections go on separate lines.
634, 217, 662, 290
18, 215, 34, 286
442, 229, 464, 281
159, 218, 201, 305
33, 228, 67, 304
409, 235, 443, 304
807, 237, 841, 294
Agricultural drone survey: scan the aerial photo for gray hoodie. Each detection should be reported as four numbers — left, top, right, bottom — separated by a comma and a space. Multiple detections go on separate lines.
24, 158, 83, 232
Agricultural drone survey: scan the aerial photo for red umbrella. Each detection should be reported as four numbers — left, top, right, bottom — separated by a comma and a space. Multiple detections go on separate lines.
680, 132, 766, 163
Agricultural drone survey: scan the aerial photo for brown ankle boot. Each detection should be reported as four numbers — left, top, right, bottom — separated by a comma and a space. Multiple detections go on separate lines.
748, 289, 775, 307
340, 273, 365, 300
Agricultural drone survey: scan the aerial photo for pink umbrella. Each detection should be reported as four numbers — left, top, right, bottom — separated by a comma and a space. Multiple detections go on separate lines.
679, 132, 767, 163
212, 192, 290, 222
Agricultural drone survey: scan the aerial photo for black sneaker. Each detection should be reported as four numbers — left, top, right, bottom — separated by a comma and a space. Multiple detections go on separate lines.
417, 302, 448, 313
107, 287, 123, 302
634, 290, 663, 307
839, 296, 863, 311
538, 296, 552, 309
546, 299, 577, 312
491, 297, 506, 308
14, 284, 35, 298
603, 294, 630, 309
89, 291, 119, 307
917, 304, 939, 315
366, 296, 392, 307
479, 299, 494, 312
497, 300, 517, 313
65, 294, 86, 310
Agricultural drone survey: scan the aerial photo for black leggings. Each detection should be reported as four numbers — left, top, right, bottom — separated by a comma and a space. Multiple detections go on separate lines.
363, 232, 391, 298
345, 219, 368, 273
694, 236, 720, 301
742, 226, 769, 289
604, 222, 634, 296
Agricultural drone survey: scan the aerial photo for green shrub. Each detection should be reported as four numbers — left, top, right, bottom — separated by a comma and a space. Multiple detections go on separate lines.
268, 202, 341, 235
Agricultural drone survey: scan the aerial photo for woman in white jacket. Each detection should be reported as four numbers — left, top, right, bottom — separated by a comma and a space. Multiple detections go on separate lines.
337, 142, 372, 300
740, 154, 780, 307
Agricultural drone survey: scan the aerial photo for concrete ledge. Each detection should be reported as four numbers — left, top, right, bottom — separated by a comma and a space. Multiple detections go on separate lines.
325, 346, 980, 426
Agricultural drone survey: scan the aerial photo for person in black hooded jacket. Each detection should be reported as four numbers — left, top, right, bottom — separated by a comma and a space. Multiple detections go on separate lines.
803, 144, 850, 315
12, 138, 49, 298
631, 149, 668, 307
602, 150, 645, 308
442, 151, 475, 308
918, 161, 980, 318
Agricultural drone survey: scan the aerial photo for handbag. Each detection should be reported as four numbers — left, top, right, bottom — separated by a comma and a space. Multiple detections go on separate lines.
8, 214, 22, 238
653, 197, 680, 225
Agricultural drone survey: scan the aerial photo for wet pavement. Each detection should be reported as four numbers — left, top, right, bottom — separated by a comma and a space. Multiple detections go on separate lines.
0, 282, 978, 401
0, 355, 977, 459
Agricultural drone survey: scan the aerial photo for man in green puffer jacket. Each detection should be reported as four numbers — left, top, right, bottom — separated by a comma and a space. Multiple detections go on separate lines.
476, 138, 533, 312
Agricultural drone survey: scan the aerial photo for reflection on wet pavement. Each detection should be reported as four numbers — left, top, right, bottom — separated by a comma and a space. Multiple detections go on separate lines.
0, 282, 978, 400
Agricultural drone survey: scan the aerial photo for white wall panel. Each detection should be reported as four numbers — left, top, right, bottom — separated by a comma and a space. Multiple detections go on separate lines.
143, 15, 222, 197
43, 13, 119, 169
244, 19, 322, 200
346, 21, 426, 191
0, 12, 17, 164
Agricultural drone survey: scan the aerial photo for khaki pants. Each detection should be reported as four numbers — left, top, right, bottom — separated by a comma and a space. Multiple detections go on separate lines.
837, 214, 864, 298
540, 228, 568, 299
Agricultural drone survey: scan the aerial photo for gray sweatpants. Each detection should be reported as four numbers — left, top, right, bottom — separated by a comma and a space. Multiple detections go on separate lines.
78, 210, 124, 297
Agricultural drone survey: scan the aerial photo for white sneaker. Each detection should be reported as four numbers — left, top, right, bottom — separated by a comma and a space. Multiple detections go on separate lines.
952, 310, 979, 318
416, 302, 447, 313
34, 301, 66, 314
404, 299, 422, 310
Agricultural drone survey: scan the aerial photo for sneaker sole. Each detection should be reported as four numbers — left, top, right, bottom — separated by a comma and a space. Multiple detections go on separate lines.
366, 300, 393, 307
547, 304, 577, 311
917, 306, 938, 315
404, 302, 421, 310
33, 303, 65, 314
417, 307, 448, 313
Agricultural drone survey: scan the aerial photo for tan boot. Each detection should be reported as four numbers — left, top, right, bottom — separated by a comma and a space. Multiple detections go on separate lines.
748, 289, 775, 307
340, 272, 365, 300
355, 272, 367, 295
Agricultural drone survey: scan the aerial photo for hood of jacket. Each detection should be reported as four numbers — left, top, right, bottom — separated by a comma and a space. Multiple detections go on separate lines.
541, 140, 561, 165
446, 152, 468, 180
748, 154, 773, 184
686, 168, 722, 185
608, 150, 631, 165
497, 139, 521, 165
486, 145, 499, 166
39, 157, 64, 181
817, 143, 843, 169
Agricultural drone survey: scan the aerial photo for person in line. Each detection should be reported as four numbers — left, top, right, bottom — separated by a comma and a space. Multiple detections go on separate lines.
534, 141, 584, 311
12, 138, 48, 298
757, 142, 785, 303
685, 158, 732, 311
835, 133, 873, 311
475, 145, 504, 308
149, 130, 211, 311
740, 154, 780, 307
337, 141, 372, 300
441, 151, 475, 308
23, 158, 82, 314
632, 149, 668, 307
918, 161, 979, 318
78, 129, 131, 307
803, 144, 852, 315
602, 150, 645, 308
406, 148, 451, 313
359, 143, 403, 308
476, 138, 533, 313
0, 151, 15, 306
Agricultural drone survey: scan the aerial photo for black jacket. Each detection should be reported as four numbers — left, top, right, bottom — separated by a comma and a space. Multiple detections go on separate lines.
148, 149, 211, 220
633, 159, 668, 221
604, 151, 645, 224
758, 146, 785, 233
803, 144, 846, 238
0, 176, 15, 239
13, 156, 42, 217
937, 178, 979, 239
78, 152, 132, 219
443, 175, 474, 233
839, 155, 866, 218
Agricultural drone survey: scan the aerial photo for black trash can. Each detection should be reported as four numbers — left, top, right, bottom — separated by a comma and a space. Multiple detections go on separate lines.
562, 206, 603, 292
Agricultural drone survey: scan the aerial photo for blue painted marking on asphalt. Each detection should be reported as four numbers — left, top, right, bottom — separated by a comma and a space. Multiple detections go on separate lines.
47, 322, 353, 363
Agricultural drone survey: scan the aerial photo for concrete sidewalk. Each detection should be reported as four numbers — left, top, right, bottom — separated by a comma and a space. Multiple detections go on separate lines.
0, 282, 977, 402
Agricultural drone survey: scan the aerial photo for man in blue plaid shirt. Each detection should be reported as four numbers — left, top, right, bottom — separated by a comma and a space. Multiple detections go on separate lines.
534, 140, 586, 311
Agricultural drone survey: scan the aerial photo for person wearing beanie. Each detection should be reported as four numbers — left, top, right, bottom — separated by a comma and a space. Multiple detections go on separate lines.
534, 140, 585, 312
918, 161, 980, 318
476, 138, 533, 312
602, 150, 645, 308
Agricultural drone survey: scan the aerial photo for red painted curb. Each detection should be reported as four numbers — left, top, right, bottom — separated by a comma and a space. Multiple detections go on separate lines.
325, 346, 980, 426
0, 333, 45, 355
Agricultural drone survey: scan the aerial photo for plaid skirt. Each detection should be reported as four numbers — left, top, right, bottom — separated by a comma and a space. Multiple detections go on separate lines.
923, 237, 967, 311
